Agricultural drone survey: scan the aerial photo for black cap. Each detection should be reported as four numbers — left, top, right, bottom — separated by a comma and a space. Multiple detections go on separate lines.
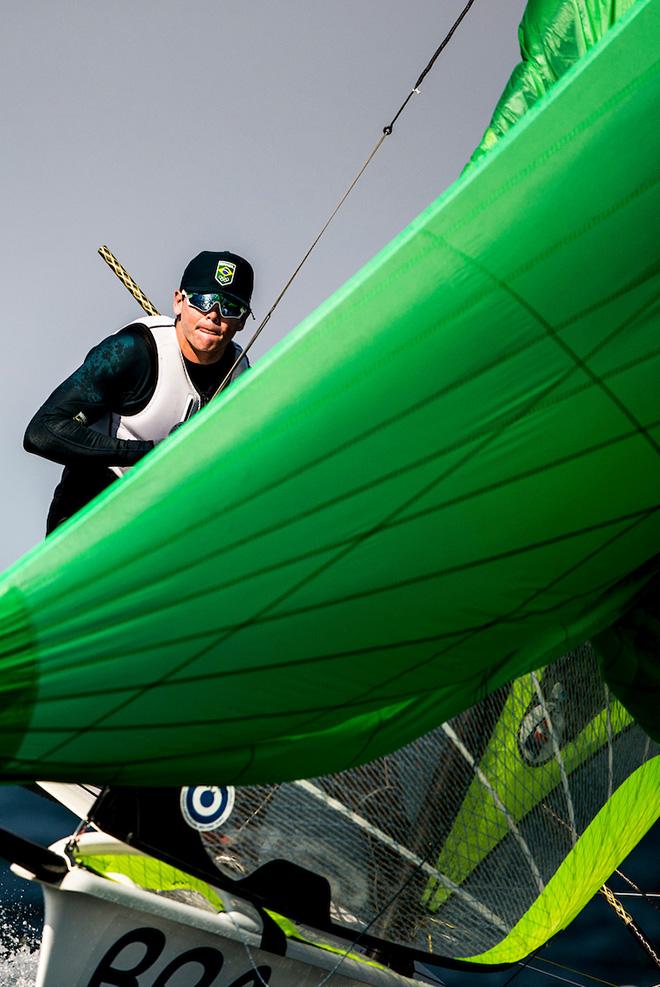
180, 251, 254, 307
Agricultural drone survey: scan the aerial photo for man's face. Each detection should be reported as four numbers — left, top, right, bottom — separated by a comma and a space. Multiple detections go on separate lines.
173, 290, 247, 365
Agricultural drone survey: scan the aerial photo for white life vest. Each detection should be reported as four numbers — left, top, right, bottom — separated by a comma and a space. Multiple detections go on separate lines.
94, 316, 248, 477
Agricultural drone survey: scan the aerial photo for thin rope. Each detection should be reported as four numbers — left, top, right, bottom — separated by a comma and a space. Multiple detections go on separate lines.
98, 245, 160, 317
614, 866, 660, 913
221, 909, 275, 987
227, 822, 452, 986
441, 722, 546, 898
534, 957, 618, 987
384, 0, 478, 135
309, 832, 455, 985
603, 682, 613, 801
614, 891, 660, 898
540, 799, 660, 966
502, 952, 636, 987
294, 777, 509, 933
213, 132, 388, 398
212, 0, 479, 399
523, 963, 593, 987
531, 673, 578, 844
599, 884, 660, 967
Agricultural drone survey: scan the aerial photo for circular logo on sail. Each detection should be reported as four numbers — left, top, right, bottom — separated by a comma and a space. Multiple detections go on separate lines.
180, 786, 235, 831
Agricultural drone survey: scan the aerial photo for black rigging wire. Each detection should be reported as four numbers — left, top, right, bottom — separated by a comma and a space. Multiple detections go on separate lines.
213, 0, 480, 398
534, 957, 619, 987
384, 0, 478, 134
615, 865, 660, 913
420, 948, 618, 987
70, 3, 659, 982
312, 837, 442, 982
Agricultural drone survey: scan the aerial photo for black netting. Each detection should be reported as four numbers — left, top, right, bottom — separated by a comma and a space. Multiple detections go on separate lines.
201, 644, 657, 959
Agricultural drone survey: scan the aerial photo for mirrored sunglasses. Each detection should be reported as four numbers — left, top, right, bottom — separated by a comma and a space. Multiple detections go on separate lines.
183, 291, 249, 320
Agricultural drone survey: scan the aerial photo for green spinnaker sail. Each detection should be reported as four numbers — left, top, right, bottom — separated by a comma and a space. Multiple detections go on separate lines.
0, 0, 658, 792
470, 0, 640, 163
84, 645, 660, 965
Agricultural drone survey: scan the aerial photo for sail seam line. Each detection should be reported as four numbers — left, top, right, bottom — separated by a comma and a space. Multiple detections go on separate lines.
36, 271, 660, 628
431, 244, 660, 459
42, 503, 659, 657
443, 58, 660, 236
45, 396, 660, 646
26, 512, 655, 754
22, 570, 638, 711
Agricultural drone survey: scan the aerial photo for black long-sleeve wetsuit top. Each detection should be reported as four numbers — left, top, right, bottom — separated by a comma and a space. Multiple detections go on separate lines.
24, 322, 246, 533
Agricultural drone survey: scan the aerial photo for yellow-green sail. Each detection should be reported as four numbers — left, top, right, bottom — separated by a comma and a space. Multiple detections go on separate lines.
85, 645, 660, 965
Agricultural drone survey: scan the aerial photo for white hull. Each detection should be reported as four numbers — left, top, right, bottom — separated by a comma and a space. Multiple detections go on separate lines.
15, 836, 416, 987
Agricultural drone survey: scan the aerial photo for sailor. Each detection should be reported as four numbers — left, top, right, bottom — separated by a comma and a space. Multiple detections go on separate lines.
24, 250, 254, 533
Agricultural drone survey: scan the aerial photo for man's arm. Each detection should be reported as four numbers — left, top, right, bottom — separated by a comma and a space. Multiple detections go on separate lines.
24, 326, 156, 468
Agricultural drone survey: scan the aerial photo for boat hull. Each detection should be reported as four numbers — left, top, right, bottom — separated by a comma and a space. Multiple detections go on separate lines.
21, 864, 413, 986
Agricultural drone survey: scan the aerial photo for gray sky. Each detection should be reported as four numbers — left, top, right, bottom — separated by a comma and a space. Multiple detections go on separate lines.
1, 0, 527, 567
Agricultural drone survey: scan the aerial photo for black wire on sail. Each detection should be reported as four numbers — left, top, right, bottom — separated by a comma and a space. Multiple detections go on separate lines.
212, 0, 480, 398
83, 0, 658, 981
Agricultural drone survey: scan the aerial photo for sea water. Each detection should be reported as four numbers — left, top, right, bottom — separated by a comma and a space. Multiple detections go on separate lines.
0, 786, 657, 987
0, 906, 40, 987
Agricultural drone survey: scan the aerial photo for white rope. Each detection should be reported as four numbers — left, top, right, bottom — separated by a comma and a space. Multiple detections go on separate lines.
604, 682, 613, 801
524, 962, 592, 986
530, 674, 578, 844
441, 722, 546, 897
222, 907, 274, 987
223, 893, 389, 987
294, 778, 511, 934
614, 891, 660, 898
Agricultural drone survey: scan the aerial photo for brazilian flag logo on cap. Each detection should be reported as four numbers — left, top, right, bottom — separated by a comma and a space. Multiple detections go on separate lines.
215, 261, 236, 287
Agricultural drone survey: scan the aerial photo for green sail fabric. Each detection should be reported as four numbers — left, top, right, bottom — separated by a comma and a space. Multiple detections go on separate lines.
470, 0, 638, 163
176, 645, 656, 964
0, 0, 658, 785
81, 646, 660, 964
